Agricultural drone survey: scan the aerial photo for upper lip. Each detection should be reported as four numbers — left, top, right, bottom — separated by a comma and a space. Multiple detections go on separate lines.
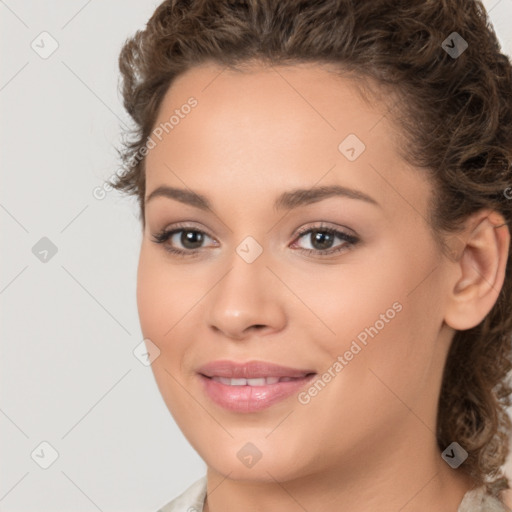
197, 360, 316, 379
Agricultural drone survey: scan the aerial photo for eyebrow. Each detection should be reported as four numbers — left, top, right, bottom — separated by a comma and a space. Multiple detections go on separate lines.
145, 184, 379, 211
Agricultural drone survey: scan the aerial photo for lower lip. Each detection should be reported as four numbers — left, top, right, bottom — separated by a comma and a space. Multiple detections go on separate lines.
198, 374, 316, 413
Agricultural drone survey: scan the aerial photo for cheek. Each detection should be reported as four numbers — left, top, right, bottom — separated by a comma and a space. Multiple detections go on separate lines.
136, 251, 164, 340
136, 247, 181, 350
136, 248, 192, 415
310, 242, 441, 389
136, 245, 203, 372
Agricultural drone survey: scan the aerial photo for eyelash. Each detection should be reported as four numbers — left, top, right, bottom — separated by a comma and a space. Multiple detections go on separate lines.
150, 222, 359, 258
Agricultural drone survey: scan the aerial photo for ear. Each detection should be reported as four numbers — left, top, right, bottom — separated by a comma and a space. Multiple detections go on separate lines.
443, 210, 510, 331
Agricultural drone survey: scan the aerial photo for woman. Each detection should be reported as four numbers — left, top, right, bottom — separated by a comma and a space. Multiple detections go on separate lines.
111, 0, 512, 510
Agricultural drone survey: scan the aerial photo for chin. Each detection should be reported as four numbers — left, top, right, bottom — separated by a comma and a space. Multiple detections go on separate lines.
202, 441, 312, 483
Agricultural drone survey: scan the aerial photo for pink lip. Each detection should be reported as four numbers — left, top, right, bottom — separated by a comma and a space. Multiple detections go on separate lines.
197, 359, 315, 379
197, 360, 316, 413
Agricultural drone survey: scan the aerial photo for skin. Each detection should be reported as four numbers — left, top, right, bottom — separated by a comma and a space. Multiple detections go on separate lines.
137, 61, 510, 512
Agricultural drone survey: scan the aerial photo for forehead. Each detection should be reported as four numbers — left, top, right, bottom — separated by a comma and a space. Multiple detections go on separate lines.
152, 61, 391, 144
144, 61, 432, 218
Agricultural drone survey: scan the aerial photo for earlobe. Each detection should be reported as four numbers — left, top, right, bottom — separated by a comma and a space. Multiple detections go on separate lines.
444, 210, 510, 331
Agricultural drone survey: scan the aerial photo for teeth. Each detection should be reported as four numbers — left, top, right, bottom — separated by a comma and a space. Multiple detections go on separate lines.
247, 378, 267, 386
229, 378, 247, 386
211, 376, 290, 386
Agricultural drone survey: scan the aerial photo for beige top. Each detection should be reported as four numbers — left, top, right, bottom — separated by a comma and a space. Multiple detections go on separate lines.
156, 475, 511, 512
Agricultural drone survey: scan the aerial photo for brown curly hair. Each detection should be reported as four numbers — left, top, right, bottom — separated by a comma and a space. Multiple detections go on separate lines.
110, 0, 512, 499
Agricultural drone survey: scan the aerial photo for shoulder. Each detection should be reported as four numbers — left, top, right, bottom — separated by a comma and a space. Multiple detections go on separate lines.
155, 475, 207, 512
458, 485, 512, 512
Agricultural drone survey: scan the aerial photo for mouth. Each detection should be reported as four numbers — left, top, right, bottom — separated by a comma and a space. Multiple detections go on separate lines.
196, 361, 317, 413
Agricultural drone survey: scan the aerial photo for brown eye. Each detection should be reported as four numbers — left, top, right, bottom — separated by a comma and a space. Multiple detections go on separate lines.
151, 226, 215, 257
292, 226, 359, 256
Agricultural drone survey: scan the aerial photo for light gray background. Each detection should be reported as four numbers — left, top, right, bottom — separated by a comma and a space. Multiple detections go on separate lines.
1, 1, 511, 511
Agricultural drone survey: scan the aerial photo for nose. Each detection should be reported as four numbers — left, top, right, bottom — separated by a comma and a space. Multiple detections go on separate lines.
205, 253, 287, 341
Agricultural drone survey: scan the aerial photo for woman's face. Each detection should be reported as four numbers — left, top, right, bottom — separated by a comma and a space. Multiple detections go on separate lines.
138, 62, 456, 482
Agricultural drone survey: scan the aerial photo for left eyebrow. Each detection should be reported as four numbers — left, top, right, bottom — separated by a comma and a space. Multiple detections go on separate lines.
273, 185, 380, 211
145, 184, 380, 211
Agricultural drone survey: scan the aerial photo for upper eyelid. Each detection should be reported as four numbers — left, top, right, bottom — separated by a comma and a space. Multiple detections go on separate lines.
159, 221, 354, 235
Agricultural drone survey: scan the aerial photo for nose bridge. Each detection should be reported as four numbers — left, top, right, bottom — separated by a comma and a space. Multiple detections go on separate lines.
214, 233, 269, 312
